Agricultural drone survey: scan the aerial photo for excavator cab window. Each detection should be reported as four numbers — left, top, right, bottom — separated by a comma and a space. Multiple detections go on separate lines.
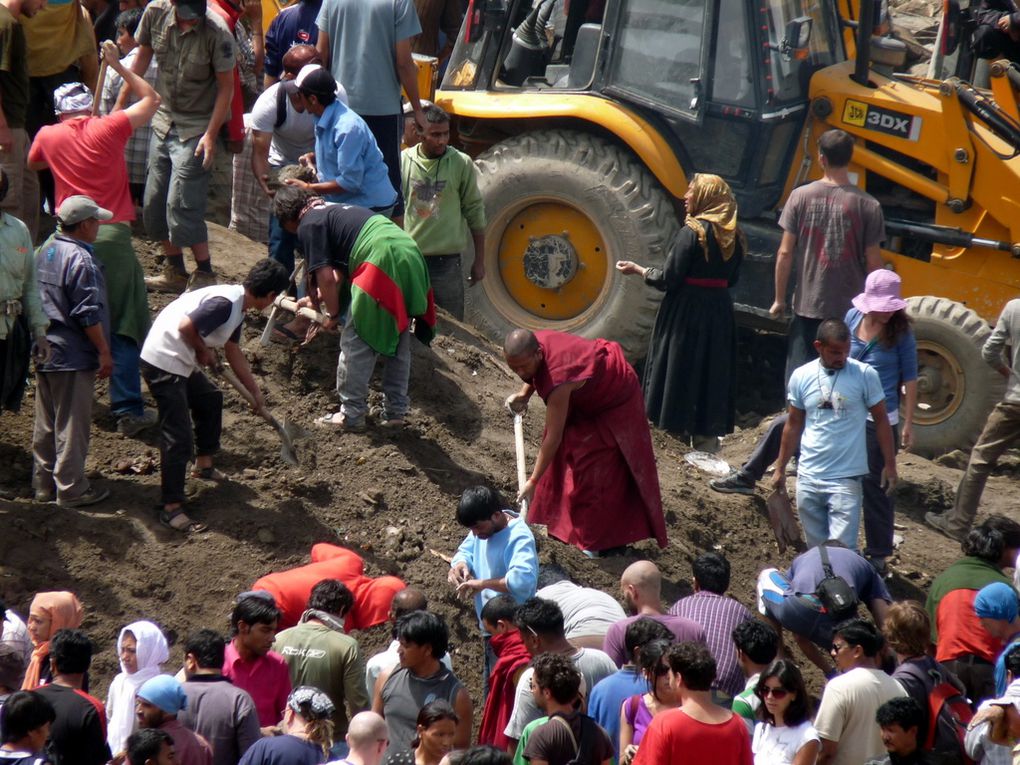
605, 0, 710, 122
763, 0, 843, 104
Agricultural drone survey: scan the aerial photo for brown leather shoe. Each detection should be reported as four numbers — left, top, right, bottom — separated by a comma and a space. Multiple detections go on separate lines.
145, 265, 189, 293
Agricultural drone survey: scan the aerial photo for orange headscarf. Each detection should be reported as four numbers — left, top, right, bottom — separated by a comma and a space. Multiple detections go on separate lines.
683, 173, 745, 261
22, 591, 83, 690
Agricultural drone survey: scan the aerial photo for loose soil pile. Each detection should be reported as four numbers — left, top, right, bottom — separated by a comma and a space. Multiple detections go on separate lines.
0, 224, 1014, 708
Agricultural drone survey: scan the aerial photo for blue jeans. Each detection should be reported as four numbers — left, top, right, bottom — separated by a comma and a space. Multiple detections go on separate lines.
110, 333, 144, 418
795, 474, 863, 550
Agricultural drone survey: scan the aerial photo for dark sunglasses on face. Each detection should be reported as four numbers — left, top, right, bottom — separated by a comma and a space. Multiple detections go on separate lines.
762, 686, 790, 699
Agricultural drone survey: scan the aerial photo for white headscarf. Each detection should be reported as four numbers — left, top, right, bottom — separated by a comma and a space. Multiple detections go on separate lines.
105, 621, 169, 755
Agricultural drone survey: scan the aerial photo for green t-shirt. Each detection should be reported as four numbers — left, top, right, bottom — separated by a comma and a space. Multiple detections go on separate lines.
401, 144, 486, 256
513, 715, 549, 765
731, 672, 761, 730
273, 621, 369, 735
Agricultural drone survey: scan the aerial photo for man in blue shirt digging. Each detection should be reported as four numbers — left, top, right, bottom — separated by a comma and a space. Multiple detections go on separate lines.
448, 486, 538, 696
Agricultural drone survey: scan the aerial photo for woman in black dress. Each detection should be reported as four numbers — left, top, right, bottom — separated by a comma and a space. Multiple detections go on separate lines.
617, 173, 744, 451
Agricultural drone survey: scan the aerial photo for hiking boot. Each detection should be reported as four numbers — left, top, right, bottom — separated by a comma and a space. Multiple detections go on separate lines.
925, 511, 966, 542
709, 470, 756, 495
186, 269, 217, 291
145, 265, 189, 293
57, 486, 110, 509
117, 409, 158, 436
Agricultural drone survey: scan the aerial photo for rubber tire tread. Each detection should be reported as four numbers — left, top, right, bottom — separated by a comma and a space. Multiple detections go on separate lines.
465, 130, 678, 361
907, 295, 1005, 458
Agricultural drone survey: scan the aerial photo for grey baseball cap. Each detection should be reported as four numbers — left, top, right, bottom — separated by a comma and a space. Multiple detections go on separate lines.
57, 195, 113, 225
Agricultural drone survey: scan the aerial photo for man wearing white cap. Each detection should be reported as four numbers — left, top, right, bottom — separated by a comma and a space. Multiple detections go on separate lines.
32, 195, 114, 509
28, 41, 160, 438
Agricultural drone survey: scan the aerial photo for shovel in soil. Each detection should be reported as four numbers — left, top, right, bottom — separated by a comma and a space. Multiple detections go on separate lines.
219, 366, 306, 466
766, 489, 805, 553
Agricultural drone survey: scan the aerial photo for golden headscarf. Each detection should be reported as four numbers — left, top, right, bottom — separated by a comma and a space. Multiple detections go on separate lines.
683, 173, 744, 261
22, 591, 83, 690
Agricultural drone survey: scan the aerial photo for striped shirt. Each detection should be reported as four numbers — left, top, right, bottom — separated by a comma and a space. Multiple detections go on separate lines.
668, 591, 753, 697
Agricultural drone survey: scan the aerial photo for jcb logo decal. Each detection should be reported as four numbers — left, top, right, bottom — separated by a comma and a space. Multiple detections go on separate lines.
842, 99, 922, 141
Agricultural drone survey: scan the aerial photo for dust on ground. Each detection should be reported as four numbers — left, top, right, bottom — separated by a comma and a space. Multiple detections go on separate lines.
0, 224, 1013, 705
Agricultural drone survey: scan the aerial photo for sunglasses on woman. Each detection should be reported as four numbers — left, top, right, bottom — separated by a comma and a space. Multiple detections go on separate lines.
762, 686, 790, 699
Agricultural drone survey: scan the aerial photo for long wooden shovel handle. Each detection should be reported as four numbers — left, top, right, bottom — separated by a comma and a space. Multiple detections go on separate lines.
514, 413, 529, 521
92, 60, 108, 117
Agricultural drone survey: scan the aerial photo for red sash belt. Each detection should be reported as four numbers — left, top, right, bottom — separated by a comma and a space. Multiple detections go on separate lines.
684, 277, 728, 288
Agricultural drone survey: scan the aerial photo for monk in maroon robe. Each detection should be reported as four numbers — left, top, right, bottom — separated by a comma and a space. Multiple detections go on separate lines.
504, 328, 667, 553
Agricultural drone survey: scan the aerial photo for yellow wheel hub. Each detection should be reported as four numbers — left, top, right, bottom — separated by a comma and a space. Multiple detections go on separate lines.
913, 341, 965, 425
494, 202, 609, 321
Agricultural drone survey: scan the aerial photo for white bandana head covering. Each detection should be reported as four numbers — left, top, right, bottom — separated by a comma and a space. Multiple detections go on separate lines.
53, 82, 93, 115
105, 621, 169, 754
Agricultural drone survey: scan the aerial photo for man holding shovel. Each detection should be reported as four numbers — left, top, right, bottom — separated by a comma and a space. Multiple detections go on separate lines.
140, 258, 289, 533
503, 328, 667, 556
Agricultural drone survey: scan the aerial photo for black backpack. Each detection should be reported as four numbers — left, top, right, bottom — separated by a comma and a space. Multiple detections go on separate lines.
814, 545, 859, 618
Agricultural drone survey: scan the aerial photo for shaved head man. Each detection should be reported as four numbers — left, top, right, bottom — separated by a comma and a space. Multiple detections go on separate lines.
621, 561, 662, 609
502, 328, 667, 555
345, 711, 389, 765
602, 561, 706, 667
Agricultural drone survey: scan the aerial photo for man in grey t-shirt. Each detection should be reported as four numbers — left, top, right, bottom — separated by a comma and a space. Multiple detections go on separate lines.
315, 0, 425, 218
770, 128, 885, 382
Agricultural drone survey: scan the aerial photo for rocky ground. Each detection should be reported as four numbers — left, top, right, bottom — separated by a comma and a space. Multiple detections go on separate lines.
1, 224, 1015, 712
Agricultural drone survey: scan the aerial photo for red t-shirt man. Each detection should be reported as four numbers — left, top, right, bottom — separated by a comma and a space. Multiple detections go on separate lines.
28, 110, 135, 223
633, 708, 753, 765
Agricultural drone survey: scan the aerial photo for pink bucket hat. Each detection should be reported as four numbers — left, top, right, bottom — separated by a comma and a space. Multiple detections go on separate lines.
852, 269, 907, 314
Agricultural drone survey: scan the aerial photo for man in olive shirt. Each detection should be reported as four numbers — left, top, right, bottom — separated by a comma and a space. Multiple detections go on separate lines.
129, 0, 236, 292
0, 0, 45, 241
274, 579, 369, 751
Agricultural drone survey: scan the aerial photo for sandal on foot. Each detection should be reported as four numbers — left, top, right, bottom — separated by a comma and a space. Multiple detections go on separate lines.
191, 466, 228, 480
158, 508, 208, 534
314, 411, 366, 432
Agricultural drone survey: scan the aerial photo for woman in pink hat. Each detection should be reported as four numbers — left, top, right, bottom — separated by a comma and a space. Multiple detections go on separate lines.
845, 269, 917, 575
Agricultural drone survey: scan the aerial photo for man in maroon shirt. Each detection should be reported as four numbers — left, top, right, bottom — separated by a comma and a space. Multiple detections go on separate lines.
137, 675, 212, 765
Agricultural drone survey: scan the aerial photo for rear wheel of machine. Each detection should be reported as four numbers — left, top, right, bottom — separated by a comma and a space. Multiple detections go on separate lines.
907, 296, 1004, 458
466, 130, 678, 360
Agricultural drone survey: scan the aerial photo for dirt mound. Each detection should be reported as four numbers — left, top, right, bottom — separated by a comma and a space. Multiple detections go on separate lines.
0, 224, 1006, 704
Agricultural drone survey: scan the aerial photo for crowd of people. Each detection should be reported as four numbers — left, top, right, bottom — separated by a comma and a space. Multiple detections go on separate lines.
1, 0, 1020, 761
1, 516, 1019, 765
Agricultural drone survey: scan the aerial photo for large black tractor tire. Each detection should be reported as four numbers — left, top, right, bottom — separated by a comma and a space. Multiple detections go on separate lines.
465, 130, 679, 361
907, 296, 1005, 458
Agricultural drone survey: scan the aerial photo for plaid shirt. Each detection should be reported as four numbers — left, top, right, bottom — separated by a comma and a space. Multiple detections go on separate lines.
668, 591, 754, 697
99, 48, 158, 188
228, 116, 270, 243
